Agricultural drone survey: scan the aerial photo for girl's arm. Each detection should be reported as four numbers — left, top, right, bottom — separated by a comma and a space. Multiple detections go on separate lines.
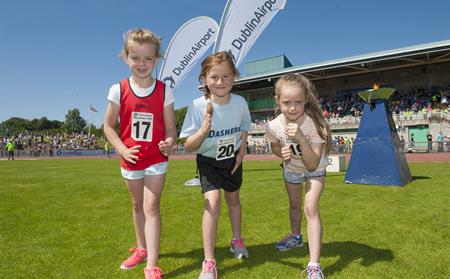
266, 124, 292, 162
286, 123, 323, 171
103, 101, 140, 164
297, 137, 323, 171
270, 140, 283, 159
158, 103, 177, 156
270, 140, 293, 162
184, 113, 211, 152
231, 131, 248, 174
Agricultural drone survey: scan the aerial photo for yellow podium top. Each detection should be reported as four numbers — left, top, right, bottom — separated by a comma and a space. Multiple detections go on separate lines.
358, 87, 395, 102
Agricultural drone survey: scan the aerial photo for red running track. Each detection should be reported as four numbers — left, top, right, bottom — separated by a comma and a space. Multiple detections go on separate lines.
5, 152, 448, 162
170, 152, 450, 162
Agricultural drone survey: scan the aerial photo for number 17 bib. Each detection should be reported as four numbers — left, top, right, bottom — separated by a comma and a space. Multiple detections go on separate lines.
131, 112, 153, 142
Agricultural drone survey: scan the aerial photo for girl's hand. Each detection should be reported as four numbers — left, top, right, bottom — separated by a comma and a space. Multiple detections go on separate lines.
200, 113, 212, 137
285, 123, 305, 140
231, 154, 243, 175
121, 145, 141, 164
281, 145, 291, 162
158, 138, 174, 156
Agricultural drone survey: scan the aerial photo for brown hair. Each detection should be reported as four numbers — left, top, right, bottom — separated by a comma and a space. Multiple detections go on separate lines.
199, 51, 239, 99
275, 73, 332, 153
120, 28, 161, 60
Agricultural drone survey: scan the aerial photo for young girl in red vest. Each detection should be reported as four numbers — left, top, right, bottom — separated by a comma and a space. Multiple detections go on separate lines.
104, 28, 177, 279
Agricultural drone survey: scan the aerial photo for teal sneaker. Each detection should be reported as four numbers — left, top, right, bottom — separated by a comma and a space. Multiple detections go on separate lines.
301, 265, 326, 279
275, 234, 303, 251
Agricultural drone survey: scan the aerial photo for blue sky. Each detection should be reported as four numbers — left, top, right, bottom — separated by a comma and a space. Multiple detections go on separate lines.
1, 0, 449, 127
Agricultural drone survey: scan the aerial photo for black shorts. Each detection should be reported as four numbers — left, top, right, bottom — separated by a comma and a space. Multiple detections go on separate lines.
196, 153, 243, 194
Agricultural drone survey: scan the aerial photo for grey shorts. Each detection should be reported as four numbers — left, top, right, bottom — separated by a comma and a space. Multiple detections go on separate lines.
283, 169, 325, 184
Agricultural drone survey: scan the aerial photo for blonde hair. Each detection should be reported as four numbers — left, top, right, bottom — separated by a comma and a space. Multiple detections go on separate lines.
199, 51, 239, 99
120, 28, 161, 60
275, 73, 332, 153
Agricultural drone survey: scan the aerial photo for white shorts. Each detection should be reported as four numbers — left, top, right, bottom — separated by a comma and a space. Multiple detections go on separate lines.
121, 162, 168, 180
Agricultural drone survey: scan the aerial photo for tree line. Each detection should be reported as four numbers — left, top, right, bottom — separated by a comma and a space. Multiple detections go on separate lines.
0, 107, 188, 140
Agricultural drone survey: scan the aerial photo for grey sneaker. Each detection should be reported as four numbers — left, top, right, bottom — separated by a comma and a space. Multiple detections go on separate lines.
198, 259, 217, 279
230, 238, 249, 259
301, 265, 326, 279
275, 234, 303, 251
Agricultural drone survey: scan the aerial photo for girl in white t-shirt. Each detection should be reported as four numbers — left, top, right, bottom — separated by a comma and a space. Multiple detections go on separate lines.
265, 73, 331, 279
180, 51, 251, 279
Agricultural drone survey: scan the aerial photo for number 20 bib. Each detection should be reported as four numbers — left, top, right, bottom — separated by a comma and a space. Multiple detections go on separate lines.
216, 136, 236, 161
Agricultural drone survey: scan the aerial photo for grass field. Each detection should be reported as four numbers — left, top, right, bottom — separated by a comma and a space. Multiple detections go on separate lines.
1, 159, 449, 278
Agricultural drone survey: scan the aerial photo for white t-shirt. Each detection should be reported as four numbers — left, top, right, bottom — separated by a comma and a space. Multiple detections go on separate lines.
180, 94, 251, 159
265, 114, 328, 173
107, 78, 175, 107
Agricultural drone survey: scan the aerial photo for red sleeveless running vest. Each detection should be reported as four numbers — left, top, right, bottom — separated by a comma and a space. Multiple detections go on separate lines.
119, 79, 167, 170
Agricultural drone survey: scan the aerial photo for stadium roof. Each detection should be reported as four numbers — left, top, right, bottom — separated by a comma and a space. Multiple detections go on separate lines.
234, 39, 450, 89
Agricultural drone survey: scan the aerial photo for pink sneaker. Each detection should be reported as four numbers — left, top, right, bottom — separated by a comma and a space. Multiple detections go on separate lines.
144, 266, 163, 279
198, 258, 217, 279
120, 247, 147, 270
230, 238, 249, 259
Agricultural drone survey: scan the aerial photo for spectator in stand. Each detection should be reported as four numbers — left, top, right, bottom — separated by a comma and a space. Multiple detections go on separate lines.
431, 94, 438, 107
442, 94, 448, 104
444, 135, 450, 152
104, 142, 111, 158
426, 132, 433, 152
410, 133, 415, 150
6, 139, 15, 160
400, 135, 405, 152
436, 131, 444, 152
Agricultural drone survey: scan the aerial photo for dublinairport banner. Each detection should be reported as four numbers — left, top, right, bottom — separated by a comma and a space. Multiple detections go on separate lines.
159, 16, 218, 90
213, 0, 287, 67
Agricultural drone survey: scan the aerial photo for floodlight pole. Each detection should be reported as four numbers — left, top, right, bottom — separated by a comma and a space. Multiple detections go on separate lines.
88, 106, 91, 145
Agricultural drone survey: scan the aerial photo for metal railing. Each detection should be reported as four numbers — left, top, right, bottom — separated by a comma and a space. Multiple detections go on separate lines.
1, 140, 448, 159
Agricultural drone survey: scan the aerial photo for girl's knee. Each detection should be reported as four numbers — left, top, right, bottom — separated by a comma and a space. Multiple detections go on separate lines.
143, 201, 160, 217
289, 198, 301, 211
290, 203, 301, 212
131, 200, 144, 213
205, 204, 221, 218
225, 197, 241, 208
304, 201, 319, 219
224, 191, 240, 206
204, 199, 221, 217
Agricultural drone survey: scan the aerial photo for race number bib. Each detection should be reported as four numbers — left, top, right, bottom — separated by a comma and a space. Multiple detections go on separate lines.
216, 136, 236, 161
285, 139, 302, 158
131, 112, 153, 142
290, 143, 302, 157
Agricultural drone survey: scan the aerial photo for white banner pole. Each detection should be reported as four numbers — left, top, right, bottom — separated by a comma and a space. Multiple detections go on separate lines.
213, 0, 288, 67
159, 16, 219, 91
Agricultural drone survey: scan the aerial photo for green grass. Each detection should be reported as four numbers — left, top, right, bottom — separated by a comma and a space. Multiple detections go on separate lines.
1, 159, 449, 278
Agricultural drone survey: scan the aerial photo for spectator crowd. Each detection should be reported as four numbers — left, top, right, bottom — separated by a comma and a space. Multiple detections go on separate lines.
2, 85, 449, 157
0, 131, 103, 157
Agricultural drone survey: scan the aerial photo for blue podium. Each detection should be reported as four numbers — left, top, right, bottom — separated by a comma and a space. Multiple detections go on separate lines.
345, 88, 412, 186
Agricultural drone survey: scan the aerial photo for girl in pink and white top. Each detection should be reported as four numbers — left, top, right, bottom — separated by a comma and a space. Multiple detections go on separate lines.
265, 73, 331, 279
